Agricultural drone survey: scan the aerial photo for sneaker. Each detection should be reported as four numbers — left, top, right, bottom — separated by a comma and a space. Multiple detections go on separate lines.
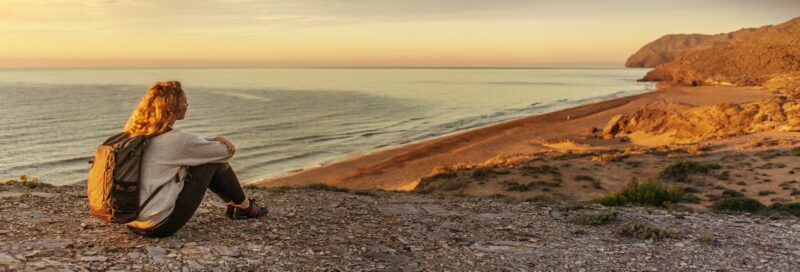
225, 198, 268, 220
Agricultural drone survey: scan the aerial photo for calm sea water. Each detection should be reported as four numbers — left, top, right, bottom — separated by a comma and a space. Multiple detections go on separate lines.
0, 68, 651, 186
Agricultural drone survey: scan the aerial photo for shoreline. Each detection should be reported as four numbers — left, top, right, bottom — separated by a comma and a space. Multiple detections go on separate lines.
250, 84, 778, 191
243, 84, 655, 185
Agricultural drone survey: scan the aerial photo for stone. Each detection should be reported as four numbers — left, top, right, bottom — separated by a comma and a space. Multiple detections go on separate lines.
186, 260, 205, 270
426, 231, 446, 241
377, 204, 419, 215
146, 246, 166, 263
214, 246, 241, 257
181, 246, 211, 256
31, 239, 73, 249
80, 256, 108, 262
420, 204, 459, 216
0, 253, 16, 265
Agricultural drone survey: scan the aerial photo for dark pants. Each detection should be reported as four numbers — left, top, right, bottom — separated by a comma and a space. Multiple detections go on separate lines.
128, 162, 246, 238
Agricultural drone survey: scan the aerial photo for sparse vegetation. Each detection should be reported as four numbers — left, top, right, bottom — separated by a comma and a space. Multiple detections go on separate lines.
505, 182, 531, 192
557, 203, 586, 212
302, 183, 350, 193
695, 234, 719, 245
1, 175, 51, 188
520, 165, 560, 176
625, 161, 644, 168
712, 197, 766, 213
682, 194, 701, 204
755, 151, 783, 161
615, 221, 674, 241
574, 175, 596, 182
575, 175, 603, 189
470, 168, 495, 179
415, 167, 472, 192
658, 160, 721, 182
758, 190, 776, 196
594, 179, 684, 207
721, 189, 744, 198
769, 202, 800, 216
569, 210, 618, 226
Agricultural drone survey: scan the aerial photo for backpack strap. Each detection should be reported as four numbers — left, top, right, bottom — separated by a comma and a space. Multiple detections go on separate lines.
136, 170, 181, 216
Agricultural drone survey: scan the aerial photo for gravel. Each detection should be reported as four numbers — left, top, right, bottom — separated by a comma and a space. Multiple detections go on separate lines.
0, 183, 798, 271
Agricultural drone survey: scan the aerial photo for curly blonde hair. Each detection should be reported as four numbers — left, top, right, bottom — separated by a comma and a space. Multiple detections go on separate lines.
123, 81, 185, 136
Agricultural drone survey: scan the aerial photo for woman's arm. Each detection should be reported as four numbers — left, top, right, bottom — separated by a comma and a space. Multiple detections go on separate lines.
208, 136, 236, 155
170, 133, 234, 166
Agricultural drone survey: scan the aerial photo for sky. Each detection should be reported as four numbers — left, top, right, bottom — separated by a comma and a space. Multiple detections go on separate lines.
0, 0, 798, 68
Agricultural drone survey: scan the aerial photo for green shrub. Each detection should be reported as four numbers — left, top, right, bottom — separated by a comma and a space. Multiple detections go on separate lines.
436, 178, 471, 191
758, 190, 776, 196
575, 175, 596, 182
695, 234, 718, 245
594, 179, 684, 207
506, 182, 531, 192
658, 160, 721, 182
712, 197, 766, 213
575, 175, 602, 189
521, 165, 560, 176
721, 189, 744, 198
471, 168, 495, 179
769, 202, 800, 216
569, 211, 618, 226
615, 221, 674, 241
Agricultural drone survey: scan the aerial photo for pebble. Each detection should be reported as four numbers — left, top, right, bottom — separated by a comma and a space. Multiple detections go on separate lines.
80, 256, 108, 262
146, 246, 167, 263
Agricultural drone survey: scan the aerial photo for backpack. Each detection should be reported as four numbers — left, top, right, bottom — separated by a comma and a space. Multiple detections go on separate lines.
87, 131, 175, 223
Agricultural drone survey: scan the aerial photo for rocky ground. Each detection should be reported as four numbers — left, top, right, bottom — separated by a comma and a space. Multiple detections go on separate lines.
1, 182, 799, 271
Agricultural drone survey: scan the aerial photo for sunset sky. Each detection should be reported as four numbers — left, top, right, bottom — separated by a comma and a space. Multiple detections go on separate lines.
1, 0, 798, 68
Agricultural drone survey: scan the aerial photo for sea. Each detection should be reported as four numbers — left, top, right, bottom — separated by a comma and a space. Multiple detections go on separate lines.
0, 67, 653, 186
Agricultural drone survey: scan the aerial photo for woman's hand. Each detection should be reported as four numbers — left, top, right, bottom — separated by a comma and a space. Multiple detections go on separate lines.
212, 136, 236, 155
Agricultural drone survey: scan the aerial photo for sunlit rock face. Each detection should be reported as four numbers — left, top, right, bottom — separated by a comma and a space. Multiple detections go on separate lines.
632, 16, 800, 93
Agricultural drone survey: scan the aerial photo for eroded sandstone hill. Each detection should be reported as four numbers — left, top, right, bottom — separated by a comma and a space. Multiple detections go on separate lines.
604, 96, 800, 143
638, 16, 800, 92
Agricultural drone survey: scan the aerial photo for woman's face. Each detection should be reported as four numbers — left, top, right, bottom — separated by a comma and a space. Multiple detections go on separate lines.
176, 95, 188, 120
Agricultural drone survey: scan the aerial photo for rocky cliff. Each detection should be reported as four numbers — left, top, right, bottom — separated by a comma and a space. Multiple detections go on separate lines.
637, 16, 800, 92
624, 32, 748, 67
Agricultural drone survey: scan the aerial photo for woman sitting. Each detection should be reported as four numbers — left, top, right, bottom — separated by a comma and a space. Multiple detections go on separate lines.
125, 81, 267, 238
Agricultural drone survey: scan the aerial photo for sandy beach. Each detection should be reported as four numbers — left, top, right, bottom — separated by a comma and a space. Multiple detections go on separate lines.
250, 85, 782, 191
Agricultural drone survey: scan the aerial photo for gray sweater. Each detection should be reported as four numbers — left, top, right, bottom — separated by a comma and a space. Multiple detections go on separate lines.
126, 129, 232, 230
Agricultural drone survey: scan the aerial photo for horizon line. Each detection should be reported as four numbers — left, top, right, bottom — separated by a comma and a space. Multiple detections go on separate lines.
0, 65, 637, 70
